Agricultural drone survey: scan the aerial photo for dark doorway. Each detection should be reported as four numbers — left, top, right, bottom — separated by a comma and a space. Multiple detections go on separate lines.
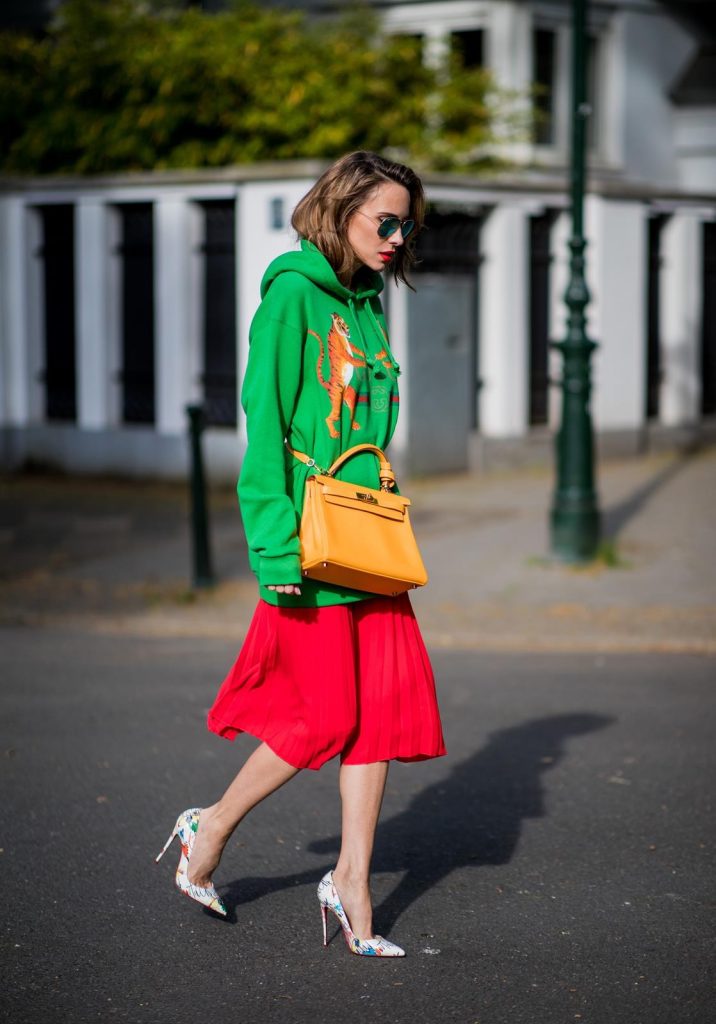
200, 200, 237, 427
405, 210, 483, 473
117, 204, 155, 425
414, 210, 483, 431
702, 220, 716, 416
646, 214, 669, 421
529, 210, 558, 426
39, 205, 76, 421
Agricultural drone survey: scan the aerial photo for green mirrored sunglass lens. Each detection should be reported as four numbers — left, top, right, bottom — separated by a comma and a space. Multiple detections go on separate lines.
378, 218, 415, 239
378, 218, 400, 238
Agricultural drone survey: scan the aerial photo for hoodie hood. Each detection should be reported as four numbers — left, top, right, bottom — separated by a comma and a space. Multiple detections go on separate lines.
260, 239, 384, 302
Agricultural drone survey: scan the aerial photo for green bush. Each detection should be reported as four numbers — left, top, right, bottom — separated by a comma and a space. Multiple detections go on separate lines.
0, 0, 529, 175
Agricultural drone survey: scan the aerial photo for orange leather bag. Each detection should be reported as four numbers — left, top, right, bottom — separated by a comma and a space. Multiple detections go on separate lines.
287, 443, 428, 597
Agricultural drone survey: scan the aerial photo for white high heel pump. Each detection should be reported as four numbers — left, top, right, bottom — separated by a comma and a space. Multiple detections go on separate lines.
156, 807, 227, 917
317, 870, 405, 957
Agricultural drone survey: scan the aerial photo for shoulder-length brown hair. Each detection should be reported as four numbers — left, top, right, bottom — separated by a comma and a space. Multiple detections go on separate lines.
291, 151, 426, 288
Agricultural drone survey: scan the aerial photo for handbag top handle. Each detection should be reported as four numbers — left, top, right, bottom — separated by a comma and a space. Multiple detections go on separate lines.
286, 442, 397, 491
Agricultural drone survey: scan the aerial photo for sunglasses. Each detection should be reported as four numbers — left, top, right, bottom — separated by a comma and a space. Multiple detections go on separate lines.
357, 210, 415, 240
377, 215, 415, 240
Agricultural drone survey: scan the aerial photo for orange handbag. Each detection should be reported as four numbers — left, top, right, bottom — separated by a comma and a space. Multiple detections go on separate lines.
287, 443, 428, 597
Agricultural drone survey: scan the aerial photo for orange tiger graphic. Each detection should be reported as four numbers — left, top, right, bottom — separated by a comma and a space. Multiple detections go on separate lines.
309, 314, 366, 439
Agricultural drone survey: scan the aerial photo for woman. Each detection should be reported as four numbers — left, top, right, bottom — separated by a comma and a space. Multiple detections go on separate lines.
156, 151, 446, 957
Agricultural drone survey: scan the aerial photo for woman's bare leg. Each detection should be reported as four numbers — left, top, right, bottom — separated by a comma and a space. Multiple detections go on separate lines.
332, 761, 389, 940
188, 741, 299, 886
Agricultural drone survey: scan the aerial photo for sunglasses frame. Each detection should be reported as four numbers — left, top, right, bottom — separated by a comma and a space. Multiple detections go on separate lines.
377, 216, 415, 240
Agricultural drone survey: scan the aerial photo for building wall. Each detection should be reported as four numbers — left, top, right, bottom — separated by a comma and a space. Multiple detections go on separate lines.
1, 171, 713, 480
673, 107, 716, 192
1, 0, 714, 479
617, 4, 696, 188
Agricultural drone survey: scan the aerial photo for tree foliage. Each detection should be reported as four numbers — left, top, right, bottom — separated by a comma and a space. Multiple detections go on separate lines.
0, 0, 529, 175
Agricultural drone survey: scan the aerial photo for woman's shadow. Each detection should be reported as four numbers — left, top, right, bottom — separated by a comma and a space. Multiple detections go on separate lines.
221, 712, 612, 931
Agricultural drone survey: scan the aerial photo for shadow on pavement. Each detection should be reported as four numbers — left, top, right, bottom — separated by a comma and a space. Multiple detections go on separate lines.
602, 451, 695, 540
219, 712, 613, 931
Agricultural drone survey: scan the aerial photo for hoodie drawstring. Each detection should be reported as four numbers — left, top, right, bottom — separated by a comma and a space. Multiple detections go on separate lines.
349, 296, 401, 375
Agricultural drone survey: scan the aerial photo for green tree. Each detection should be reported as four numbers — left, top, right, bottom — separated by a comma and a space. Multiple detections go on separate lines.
0, 0, 529, 175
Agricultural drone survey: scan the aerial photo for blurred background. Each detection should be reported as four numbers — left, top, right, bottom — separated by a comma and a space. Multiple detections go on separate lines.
0, 0, 714, 484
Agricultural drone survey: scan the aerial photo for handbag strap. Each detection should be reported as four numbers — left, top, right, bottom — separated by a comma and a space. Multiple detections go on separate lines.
286, 442, 396, 491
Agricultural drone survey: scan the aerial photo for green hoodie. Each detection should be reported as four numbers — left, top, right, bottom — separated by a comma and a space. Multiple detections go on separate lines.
238, 240, 402, 608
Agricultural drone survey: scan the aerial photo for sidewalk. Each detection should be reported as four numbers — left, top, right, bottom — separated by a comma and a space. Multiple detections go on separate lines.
1, 446, 714, 652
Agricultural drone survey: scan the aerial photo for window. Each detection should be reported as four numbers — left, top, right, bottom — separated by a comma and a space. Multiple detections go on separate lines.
200, 200, 237, 427
533, 28, 556, 146
450, 29, 484, 69
38, 205, 76, 422
117, 204, 155, 425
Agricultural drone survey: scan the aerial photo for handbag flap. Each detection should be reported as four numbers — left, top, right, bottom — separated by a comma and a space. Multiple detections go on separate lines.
310, 475, 410, 519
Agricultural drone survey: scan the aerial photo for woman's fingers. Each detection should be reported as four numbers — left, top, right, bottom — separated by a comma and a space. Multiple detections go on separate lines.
266, 584, 302, 595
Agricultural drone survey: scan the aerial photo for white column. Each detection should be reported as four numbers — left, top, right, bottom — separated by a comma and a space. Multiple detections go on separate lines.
585, 195, 646, 432
488, 1, 532, 164
489, 1, 531, 92
0, 198, 31, 426
75, 198, 113, 430
236, 181, 305, 435
660, 212, 702, 426
154, 195, 196, 435
479, 204, 530, 437
384, 276, 409, 457
423, 26, 449, 70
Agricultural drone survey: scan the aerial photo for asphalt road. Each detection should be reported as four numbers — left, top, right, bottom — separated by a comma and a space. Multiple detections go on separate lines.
2, 627, 714, 1024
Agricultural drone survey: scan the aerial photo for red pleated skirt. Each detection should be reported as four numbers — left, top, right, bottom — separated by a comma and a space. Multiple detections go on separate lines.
207, 593, 446, 771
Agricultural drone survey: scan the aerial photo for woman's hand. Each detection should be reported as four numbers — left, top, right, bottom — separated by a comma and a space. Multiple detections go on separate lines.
267, 584, 302, 595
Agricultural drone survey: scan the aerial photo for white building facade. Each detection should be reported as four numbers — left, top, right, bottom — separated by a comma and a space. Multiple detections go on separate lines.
0, 0, 714, 479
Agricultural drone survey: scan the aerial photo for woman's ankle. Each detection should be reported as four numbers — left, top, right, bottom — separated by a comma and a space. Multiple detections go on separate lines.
332, 865, 370, 892
333, 853, 370, 879
200, 803, 236, 844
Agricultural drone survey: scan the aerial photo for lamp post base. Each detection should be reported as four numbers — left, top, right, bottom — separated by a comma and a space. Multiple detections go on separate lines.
550, 502, 601, 562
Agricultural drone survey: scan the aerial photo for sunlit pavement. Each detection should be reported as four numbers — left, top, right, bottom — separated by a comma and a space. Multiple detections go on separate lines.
1, 446, 715, 652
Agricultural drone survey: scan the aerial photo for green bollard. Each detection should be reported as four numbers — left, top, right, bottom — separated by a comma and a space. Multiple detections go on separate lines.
186, 404, 215, 588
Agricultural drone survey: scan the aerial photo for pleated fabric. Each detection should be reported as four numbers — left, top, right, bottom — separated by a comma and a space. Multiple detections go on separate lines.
207, 594, 446, 771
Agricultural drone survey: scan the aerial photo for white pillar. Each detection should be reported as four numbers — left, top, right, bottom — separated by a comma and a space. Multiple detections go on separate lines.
479, 204, 530, 437
384, 276, 409, 458
154, 196, 197, 435
489, 1, 531, 92
585, 196, 647, 432
488, 1, 532, 164
236, 181, 305, 435
660, 212, 702, 426
0, 198, 31, 426
75, 198, 113, 430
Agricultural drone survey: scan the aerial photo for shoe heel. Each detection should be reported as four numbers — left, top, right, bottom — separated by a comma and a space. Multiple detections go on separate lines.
155, 824, 178, 863
321, 904, 328, 947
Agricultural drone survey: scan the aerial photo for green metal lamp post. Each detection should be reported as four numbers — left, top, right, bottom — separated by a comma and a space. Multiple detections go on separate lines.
549, 0, 601, 561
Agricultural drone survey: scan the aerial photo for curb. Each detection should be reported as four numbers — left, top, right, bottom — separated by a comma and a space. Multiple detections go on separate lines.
3, 609, 714, 655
